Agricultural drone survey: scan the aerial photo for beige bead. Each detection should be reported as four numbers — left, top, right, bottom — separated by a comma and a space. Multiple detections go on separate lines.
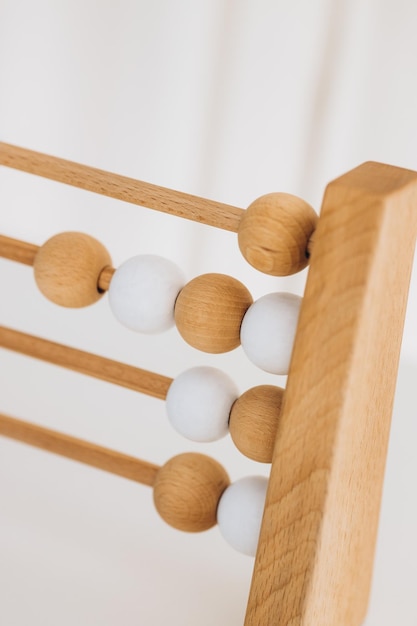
229, 385, 284, 463
34, 232, 112, 307
174, 273, 253, 353
238, 193, 318, 276
153, 452, 230, 532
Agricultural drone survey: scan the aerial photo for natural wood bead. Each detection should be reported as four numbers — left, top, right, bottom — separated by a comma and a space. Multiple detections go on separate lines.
34, 232, 112, 307
238, 192, 318, 276
174, 273, 253, 353
153, 452, 230, 532
229, 385, 284, 463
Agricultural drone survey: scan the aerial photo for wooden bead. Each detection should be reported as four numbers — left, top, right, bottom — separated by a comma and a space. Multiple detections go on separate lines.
174, 273, 253, 353
229, 385, 284, 463
238, 193, 318, 276
153, 453, 230, 532
34, 232, 112, 307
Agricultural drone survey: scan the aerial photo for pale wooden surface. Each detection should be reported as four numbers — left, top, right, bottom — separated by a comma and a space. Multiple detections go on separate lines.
0, 233, 118, 293
229, 385, 284, 463
0, 325, 172, 400
0, 412, 159, 486
237, 193, 317, 276
0, 233, 39, 266
0, 142, 244, 231
174, 273, 253, 353
153, 453, 230, 532
33, 231, 112, 307
245, 162, 417, 625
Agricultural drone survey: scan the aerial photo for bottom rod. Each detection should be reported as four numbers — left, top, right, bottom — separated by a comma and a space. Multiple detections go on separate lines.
0, 412, 159, 486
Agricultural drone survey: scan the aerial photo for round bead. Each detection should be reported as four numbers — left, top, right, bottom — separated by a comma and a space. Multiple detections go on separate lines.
217, 476, 268, 556
238, 193, 318, 276
229, 385, 284, 462
153, 453, 230, 533
240, 292, 301, 374
166, 366, 239, 442
175, 273, 253, 353
33, 232, 112, 308
108, 255, 185, 333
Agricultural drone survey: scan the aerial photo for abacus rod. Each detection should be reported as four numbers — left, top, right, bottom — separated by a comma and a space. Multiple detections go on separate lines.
0, 233, 39, 266
0, 142, 244, 232
0, 412, 159, 486
0, 326, 173, 400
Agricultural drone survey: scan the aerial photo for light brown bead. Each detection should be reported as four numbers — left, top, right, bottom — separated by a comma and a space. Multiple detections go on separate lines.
34, 232, 112, 308
153, 452, 230, 532
229, 385, 284, 463
174, 273, 253, 353
238, 193, 318, 276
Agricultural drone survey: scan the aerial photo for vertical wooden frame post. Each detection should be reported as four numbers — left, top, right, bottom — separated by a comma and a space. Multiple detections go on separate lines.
245, 162, 417, 625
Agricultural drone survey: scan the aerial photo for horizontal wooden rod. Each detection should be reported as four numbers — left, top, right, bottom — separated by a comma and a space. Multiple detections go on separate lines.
0, 233, 115, 292
0, 326, 173, 400
0, 142, 244, 231
0, 233, 39, 266
0, 412, 159, 486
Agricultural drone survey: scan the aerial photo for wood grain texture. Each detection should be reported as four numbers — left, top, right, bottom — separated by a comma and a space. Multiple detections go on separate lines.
33, 232, 112, 307
245, 162, 417, 626
238, 193, 318, 276
174, 273, 253, 353
153, 453, 230, 532
0, 233, 115, 293
229, 385, 284, 463
0, 412, 159, 486
0, 142, 244, 231
0, 233, 39, 265
0, 325, 172, 400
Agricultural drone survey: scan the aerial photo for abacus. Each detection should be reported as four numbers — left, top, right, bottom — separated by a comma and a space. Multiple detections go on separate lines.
1, 142, 417, 625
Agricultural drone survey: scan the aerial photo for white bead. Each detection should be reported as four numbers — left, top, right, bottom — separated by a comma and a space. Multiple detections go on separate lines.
108, 255, 185, 333
166, 366, 238, 442
217, 476, 268, 556
240, 292, 302, 374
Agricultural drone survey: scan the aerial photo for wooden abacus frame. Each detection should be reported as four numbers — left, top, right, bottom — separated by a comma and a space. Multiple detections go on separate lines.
1, 143, 417, 625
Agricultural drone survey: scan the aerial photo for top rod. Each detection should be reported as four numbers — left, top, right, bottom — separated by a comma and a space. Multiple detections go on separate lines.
0, 143, 244, 232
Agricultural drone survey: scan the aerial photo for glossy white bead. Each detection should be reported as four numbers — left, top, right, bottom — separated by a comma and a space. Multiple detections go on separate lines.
108, 255, 185, 333
217, 476, 268, 556
166, 366, 238, 442
240, 292, 302, 374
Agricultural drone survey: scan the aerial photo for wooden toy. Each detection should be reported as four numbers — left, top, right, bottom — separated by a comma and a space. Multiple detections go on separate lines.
1, 142, 416, 625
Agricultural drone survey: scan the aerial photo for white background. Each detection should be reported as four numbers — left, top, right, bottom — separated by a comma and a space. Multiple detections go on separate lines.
1, 1, 417, 624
